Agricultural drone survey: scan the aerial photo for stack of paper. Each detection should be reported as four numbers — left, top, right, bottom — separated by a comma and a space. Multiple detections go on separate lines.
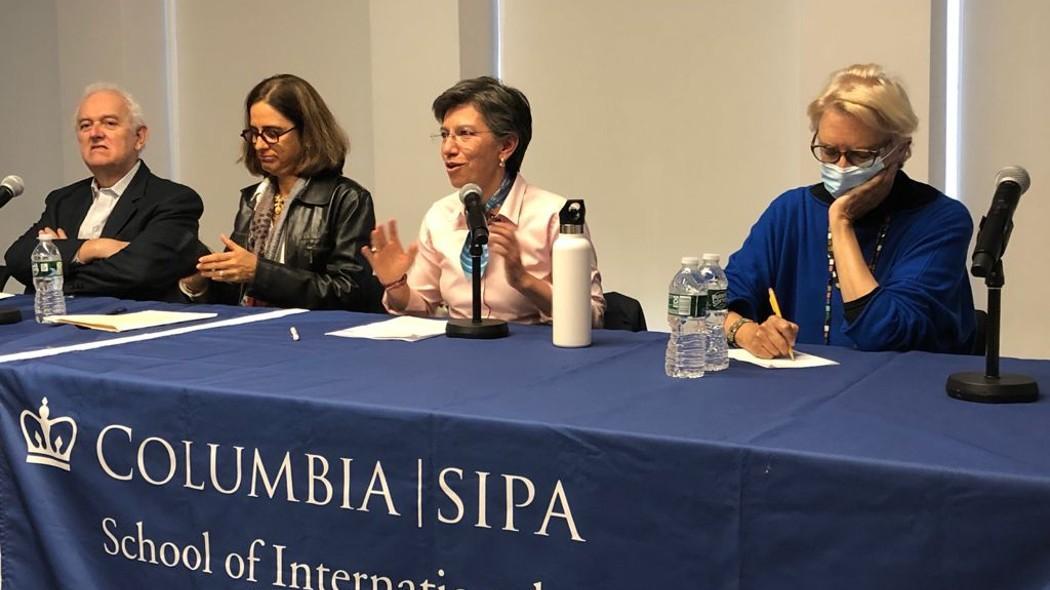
327, 316, 447, 342
45, 310, 218, 332
0, 293, 15, 299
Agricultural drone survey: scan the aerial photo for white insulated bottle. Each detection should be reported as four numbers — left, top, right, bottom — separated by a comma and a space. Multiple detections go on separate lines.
552, 199, 592, 347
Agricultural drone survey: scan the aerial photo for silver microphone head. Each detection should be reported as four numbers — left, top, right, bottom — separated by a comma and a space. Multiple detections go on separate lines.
995, 165, 1031, 195
458, 183, 483, 204
1, 175, 24, 197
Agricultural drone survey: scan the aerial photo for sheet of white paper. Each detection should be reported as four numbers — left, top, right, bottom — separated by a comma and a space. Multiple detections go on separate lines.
728, 348, 838, 369
45, 310, 219, 332
0, 292, 15, 299
326, 315, 447, 342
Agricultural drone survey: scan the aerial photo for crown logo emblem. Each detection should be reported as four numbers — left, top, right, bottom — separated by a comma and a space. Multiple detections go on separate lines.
20, 397, 77, 471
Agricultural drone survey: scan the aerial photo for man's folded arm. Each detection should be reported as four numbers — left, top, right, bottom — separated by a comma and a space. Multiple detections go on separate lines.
3, 191, 84, 288
66, 187, 204, 295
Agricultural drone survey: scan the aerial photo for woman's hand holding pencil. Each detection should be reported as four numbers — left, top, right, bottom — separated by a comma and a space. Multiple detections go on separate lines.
767, 288, 796, 360
726, 294, 799, 360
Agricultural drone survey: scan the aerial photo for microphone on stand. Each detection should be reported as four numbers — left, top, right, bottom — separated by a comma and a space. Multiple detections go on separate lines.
446, 182, 508, 339
0, 175, 25, 209
1, 175, 26, 324
971, 166, 1030, 277
947, 165, 1038, 403
459, 183, 489, 245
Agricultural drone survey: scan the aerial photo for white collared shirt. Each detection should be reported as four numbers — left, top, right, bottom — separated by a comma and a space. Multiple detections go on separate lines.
78, 160, 142, 240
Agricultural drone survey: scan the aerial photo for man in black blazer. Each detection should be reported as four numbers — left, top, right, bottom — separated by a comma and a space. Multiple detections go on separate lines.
4, 84, 203, 301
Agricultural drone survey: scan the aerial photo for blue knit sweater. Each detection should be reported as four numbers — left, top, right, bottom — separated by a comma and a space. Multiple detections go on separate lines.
726, 172, 976, 353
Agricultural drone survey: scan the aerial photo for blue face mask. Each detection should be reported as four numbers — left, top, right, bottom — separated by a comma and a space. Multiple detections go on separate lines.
820, 157, 886, 198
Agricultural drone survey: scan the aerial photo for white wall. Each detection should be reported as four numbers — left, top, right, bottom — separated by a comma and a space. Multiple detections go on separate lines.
0, 0, 64, 236
366, 1, 464, 240
1, 0, 1048, 358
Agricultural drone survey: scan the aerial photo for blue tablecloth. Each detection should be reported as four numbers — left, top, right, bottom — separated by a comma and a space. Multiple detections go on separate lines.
2, 296, 1048, 589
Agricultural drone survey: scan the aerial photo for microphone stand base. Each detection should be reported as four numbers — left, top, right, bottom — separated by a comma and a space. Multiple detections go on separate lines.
0, 307, 23, 325
946, 372, 1039, 403
446, 318, 509, 339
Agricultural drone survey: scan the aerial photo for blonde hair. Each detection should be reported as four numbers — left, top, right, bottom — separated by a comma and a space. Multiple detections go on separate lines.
807, 64, 918, 139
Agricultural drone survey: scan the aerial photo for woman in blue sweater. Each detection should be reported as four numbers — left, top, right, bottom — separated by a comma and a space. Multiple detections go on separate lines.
724, 64, 976, 358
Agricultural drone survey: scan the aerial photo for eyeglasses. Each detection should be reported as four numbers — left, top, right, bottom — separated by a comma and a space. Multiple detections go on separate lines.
430, 128, 493, 145
810, 133, 890, 168
241, 126, 296, 145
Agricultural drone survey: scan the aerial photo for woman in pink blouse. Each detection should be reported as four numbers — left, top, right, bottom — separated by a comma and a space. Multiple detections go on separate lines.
363, 77, 604, 326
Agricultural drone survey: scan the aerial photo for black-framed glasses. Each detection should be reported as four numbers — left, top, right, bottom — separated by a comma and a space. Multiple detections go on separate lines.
430, 128, 493, 145
810, 133, 889, 168
241, 126, 296, 145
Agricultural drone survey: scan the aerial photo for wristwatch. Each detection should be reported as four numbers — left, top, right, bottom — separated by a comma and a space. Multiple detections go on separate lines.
726, 317, 754, 347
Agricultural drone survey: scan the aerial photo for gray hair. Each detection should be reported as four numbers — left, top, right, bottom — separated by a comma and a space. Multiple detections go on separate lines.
74, 82, 147, 130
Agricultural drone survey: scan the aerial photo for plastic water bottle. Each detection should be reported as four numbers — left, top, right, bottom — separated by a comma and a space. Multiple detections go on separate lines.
666, 257, 707, 378
698, 253, 729, 371
553, 199, 593, 347
31, 234, 66, 322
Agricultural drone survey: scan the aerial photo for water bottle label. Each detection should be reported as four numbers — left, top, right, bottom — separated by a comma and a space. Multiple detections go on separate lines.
708, 288, 728, 311
33, 260, 62, 278
668, 294, 706, 317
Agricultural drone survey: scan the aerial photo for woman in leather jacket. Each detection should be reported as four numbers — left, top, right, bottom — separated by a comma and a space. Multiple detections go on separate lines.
180, 74, 382, 311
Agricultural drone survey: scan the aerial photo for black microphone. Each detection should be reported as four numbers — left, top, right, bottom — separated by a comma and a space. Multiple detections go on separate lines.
0, 175, 25, 324
459, 183, 488, 245
0, 175, 24, 209
971, 166, 1031, 278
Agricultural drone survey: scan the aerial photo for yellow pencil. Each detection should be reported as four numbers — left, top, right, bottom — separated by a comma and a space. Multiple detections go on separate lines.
767, 287, 795, 360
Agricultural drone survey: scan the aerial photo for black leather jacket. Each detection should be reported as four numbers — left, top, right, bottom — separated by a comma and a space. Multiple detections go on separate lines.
213, 173, 383, 311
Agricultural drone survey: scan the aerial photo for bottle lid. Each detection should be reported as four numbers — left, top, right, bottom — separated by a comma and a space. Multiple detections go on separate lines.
681, 256, 700, 266
702, 253, 720, 263
559, 199, 586, 233
37, 233, 54, 241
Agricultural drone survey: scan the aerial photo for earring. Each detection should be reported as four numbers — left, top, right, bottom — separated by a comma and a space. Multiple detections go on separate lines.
499, 158, 505, 168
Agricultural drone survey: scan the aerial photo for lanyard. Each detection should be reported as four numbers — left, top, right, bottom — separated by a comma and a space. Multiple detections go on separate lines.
823, 216, 890, 344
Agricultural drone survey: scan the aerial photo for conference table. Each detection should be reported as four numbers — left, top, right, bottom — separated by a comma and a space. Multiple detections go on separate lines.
1, 294, 1048, 589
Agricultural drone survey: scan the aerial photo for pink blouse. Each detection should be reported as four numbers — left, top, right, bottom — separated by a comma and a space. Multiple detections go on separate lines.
385, 174, 605, 326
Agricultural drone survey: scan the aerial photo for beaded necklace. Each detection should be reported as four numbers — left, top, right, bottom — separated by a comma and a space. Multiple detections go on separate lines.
273, 193, 286, 219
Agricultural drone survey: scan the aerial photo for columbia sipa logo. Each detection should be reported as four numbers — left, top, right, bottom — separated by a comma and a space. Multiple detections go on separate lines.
21, 397, 77, 471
